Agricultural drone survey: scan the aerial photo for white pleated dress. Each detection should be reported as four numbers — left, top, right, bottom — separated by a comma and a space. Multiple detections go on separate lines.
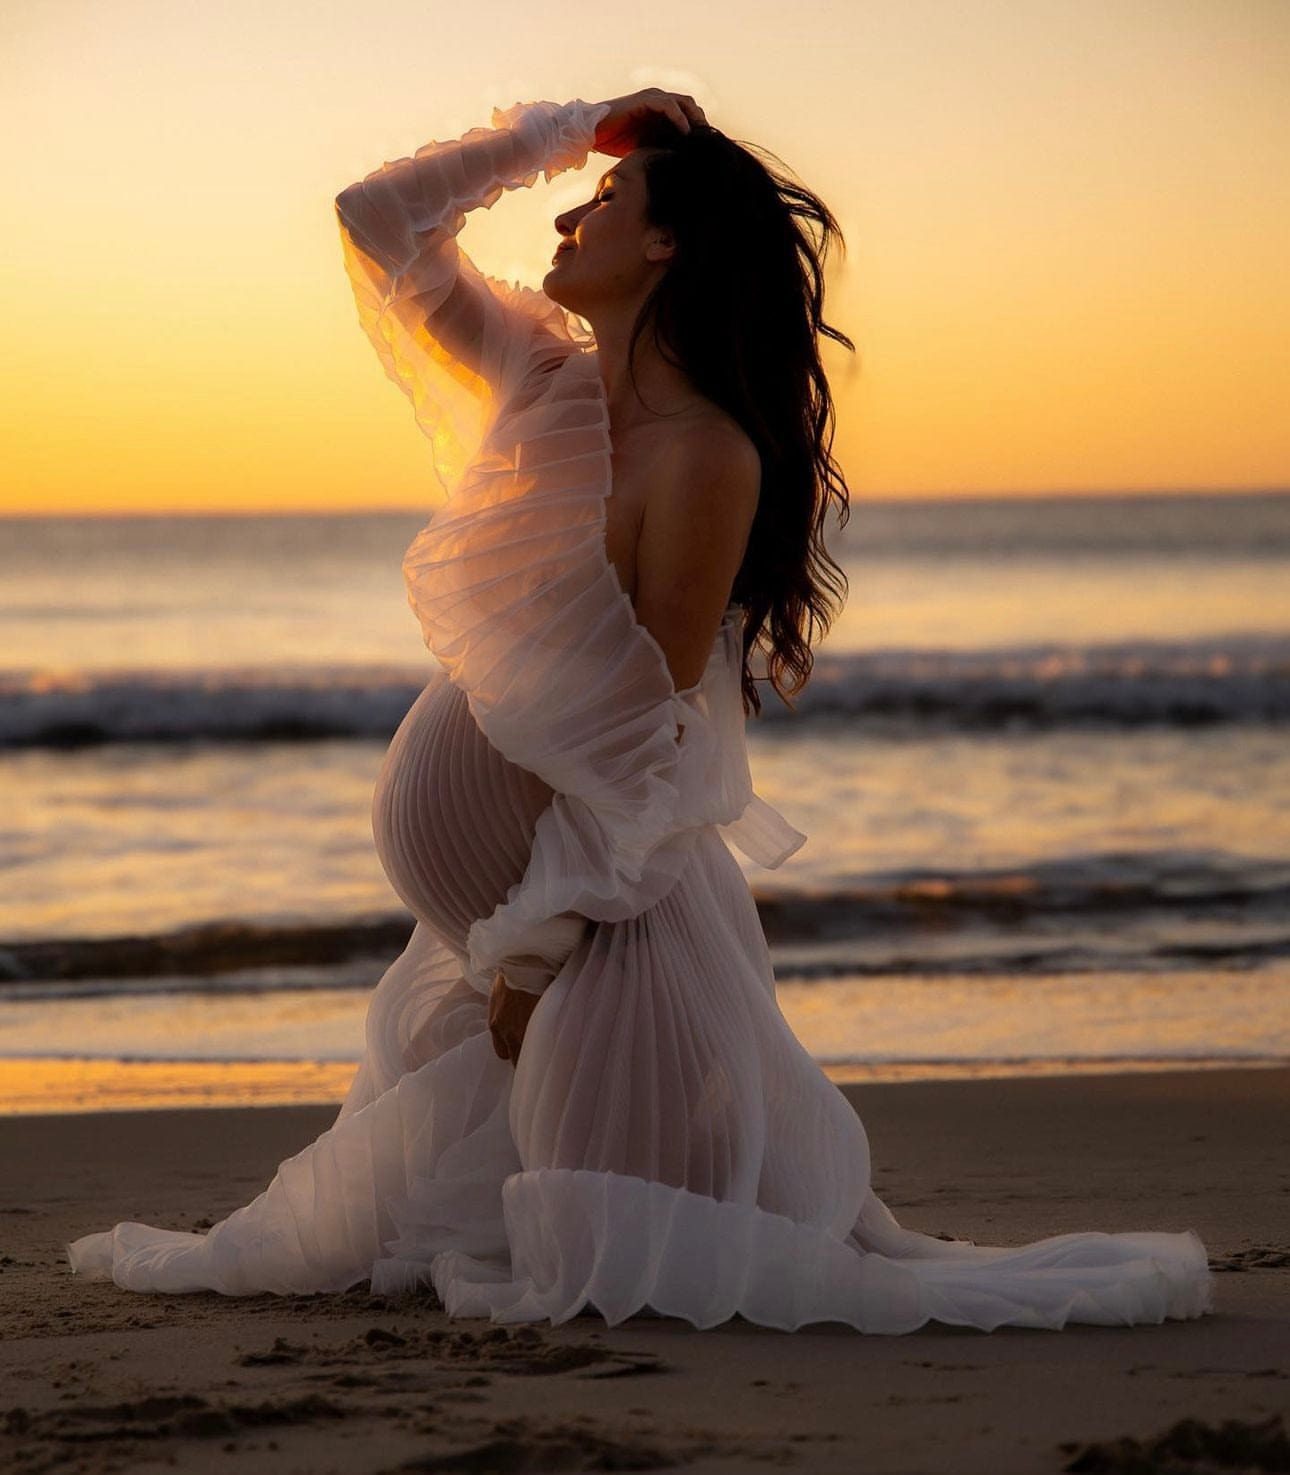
65, 98, 1214, 1333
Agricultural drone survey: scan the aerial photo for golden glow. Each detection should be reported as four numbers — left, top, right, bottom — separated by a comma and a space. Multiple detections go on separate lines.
1, 1057, 359, 1115
2, 0, 1286, 514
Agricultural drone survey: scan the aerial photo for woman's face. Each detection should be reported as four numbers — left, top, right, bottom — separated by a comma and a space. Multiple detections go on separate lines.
543, 149, 673, 317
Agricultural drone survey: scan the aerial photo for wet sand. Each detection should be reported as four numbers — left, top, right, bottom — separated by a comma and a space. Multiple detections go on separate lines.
2, 1066, 1286, 1474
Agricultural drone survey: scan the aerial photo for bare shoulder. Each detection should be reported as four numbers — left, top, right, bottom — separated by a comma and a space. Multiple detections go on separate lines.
651, 411, 761, 513
636, 410, 760, 595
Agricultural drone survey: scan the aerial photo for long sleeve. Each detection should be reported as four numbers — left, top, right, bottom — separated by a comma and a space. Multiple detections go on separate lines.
334, 97, 612, 503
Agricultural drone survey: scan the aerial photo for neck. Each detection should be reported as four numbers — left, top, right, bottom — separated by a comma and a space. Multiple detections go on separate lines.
587, 302, 702, 433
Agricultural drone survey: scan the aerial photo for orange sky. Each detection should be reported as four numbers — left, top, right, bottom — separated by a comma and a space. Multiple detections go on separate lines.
2, 0, 1287, 514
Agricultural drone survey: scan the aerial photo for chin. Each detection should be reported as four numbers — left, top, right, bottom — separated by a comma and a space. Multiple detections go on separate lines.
541, 271, 577, 312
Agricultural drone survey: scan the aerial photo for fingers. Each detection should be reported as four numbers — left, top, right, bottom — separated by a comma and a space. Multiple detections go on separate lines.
489, 1018, 511, 1060
490, 1022, 526, 1062
639, 86, 707, 135
678, 93, 707, 128
488, 971, 508, 1058
664, 94, 705, 133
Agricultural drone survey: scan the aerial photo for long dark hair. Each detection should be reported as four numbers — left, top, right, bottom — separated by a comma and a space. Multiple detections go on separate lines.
627, 113, 855, 716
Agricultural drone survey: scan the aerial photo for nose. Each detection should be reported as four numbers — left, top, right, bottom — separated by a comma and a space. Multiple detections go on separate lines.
554, 201, 592, 238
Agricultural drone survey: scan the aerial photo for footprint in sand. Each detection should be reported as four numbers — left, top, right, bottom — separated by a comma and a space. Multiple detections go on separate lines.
235, 1324, 669, 1380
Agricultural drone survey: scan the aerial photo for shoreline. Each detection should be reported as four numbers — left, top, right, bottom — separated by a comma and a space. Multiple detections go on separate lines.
3, 1052, 1287, 1117
2, 1065, 1286, 1471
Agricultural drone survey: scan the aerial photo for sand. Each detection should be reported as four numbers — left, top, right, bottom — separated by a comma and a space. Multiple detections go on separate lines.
2, 1065, 1287, 1474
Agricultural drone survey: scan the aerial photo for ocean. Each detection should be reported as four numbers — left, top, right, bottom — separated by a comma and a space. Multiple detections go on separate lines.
2, 491, 1288, 1112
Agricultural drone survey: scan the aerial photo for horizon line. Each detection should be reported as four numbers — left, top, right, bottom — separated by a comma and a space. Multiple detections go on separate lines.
3, 485, 1288, 521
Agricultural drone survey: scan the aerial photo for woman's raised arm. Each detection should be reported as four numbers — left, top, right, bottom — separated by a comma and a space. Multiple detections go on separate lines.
334, 98, 611, 501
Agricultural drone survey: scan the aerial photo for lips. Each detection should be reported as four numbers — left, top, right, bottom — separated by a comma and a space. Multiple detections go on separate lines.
551, 245, 574, 263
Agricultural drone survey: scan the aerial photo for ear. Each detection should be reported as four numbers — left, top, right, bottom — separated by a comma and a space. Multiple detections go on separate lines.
644, 229, 677, 264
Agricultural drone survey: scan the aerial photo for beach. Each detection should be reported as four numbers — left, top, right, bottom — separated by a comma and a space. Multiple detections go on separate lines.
4, 496, 1287, 1468
3, 1064, 1286, 1474
6, 0, 1288, 1459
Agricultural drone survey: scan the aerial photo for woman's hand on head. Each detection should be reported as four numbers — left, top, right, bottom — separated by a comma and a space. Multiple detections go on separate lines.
591, 88, 708, 157
487, 969, 541, 1066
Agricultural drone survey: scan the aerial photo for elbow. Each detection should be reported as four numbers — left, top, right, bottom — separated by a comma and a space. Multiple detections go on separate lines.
333, 186, 382, 257
335, 180, 376, 227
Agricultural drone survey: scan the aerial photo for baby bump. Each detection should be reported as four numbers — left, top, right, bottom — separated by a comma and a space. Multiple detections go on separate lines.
372, 673, 556, 957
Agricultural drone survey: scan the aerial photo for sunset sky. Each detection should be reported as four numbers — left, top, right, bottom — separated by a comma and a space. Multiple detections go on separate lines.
2, 0, 1287, 515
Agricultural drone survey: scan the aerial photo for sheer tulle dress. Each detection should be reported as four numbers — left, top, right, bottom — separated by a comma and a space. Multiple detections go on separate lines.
64, 97, 1214, 1332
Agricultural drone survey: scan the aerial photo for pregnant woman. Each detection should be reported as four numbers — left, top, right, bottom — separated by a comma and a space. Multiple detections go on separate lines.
66, 87, 1212, 1332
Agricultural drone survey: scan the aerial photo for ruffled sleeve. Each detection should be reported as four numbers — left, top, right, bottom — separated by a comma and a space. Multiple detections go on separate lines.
334, 97, 613, 503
